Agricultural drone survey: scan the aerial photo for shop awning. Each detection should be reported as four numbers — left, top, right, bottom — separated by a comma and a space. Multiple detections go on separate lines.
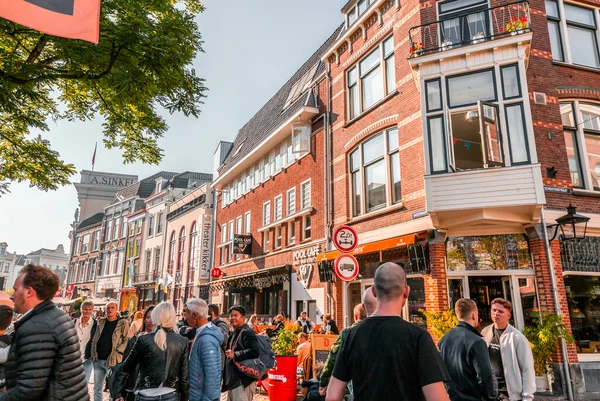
200, 265, 291, 292
317, 234, 416, 262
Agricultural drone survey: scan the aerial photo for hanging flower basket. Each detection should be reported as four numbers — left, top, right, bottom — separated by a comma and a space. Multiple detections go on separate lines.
410, 42, 425, 57
501, 16, 528, 35
441, 40, 453, 51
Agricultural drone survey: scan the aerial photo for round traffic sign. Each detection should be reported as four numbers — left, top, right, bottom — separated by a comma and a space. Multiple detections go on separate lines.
333, 225, 359, 252
334, 253, 360, 282
211, 268, 222, 279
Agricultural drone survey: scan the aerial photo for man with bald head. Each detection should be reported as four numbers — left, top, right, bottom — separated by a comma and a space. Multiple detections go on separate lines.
327, 262, 450, 401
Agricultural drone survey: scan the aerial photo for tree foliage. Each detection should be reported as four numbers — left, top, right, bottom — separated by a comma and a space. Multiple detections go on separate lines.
0, 0, 207, 191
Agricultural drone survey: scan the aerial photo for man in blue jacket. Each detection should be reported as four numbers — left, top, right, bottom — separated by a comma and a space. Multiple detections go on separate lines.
185, 298, 225, 401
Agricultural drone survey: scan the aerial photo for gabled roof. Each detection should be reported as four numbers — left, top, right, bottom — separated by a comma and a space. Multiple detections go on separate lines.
77, 212, 104, 231
217, 24, 345, 176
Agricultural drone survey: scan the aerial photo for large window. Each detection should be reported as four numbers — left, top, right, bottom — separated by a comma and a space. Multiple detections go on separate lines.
426, 66, 530, 173
91, 231, 99, 251
81, 233, 90, 254
564, 275, 600, 353
562, 102, 600, 191
189, 222, 197, 273
350, 127, 401, 216
446, 234, 532, 271
439, 0, 489, 48
347, 36, 395, 119
546, 0, 600, 68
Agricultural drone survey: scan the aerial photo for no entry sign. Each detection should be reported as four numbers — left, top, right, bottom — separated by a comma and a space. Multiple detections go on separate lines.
333, 225, 358, 253
334, 253, 359, 282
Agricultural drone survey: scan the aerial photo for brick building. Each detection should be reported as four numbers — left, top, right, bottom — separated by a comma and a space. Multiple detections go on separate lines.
210, 28, 344, 324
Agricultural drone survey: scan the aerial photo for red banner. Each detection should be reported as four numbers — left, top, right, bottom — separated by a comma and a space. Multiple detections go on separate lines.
0, 0, 101, 43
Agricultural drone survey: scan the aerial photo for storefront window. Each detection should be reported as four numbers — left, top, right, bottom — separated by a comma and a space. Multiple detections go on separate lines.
565, 275, 600, 353
519, 277, 538, 328
448, 278, 464, 309
446, 234, 532, 271
408, 277, 426, 329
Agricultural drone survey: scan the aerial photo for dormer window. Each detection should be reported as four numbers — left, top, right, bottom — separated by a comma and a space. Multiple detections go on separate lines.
284, 63, 319, 110
346, 0, 372, 27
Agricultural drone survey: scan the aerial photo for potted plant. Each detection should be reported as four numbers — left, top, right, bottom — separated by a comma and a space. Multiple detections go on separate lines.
523, 313, 575, 393
501, 15, 528, 35
410, 42, 425, 57
269, 320, 298, 401
418, 309, 458, 340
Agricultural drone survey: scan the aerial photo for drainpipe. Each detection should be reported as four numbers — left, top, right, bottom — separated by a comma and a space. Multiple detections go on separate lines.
324, 63, 335, 316
541, 208, 574, 401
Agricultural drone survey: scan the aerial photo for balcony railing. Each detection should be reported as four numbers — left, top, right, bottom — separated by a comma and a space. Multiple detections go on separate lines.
132, 271, 155, 285
408, 0, 530, 58
561, 237, 600, 273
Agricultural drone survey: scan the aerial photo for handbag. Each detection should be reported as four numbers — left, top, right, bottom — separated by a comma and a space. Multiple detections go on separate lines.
231, 329, 269, 380
107, 335, 140, 399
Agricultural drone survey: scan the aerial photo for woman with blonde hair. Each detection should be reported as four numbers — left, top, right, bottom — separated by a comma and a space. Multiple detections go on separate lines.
247, 314, 259, 333
128, 310, 145, 337
114, 302, 189, 401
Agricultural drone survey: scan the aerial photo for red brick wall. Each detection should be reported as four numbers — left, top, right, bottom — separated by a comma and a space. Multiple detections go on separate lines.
424, 243, 449, 342
529, 238, 579, 363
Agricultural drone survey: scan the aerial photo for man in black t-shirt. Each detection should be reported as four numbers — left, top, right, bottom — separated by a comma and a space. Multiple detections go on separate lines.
326, 262, 450, 401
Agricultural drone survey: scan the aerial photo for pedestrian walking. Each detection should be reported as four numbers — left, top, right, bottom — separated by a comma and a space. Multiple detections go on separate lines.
326, 262, 450, 401
2, 264, 89, 400
115, 306, 156, 401
319, 303, 368, 396
482, 298, 535, 401
222, 305, 261, 401
208, 303, 230, 350
295, 311, 315, 334
77, 299, 96, 383
86, 300, 130, 401
114, 301, 189, 401
439, 298, 496, 401
185, 298, 224, 401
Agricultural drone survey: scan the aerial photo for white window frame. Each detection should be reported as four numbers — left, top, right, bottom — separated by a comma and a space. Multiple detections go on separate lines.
288, 221, 296, 245
228, 220, 234, 241
81, 233, 90, 254
105, 219, 113, 241
274, 195, 283, 221
287, 188, 296, 216
275, 226, 282, 249
292, 125, 311, 155
300, 179, 311, 210
263, 229, 271, 253
263, 201, 271, 226
302, 214, 312, 241
221, 224, 227, 244
92, 230, 99, 251
244, 212, 251, 234
347, 35, 396, 120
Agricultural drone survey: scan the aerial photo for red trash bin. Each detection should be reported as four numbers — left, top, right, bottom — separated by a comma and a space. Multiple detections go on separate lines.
268, 355, 297, 401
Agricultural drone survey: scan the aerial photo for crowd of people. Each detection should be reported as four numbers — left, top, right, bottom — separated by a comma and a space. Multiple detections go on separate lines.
0, 262, 537, 401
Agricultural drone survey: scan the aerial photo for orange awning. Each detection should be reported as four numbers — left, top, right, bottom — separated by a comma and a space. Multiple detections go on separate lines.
317, 234, 416, 262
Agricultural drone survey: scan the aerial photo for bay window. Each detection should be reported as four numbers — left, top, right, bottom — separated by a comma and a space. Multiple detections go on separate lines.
426, 65, 531, 174
546, 0, 600, 68
350, 127, 401, 216
347, 36, 395, 119
562, 101, 600, 190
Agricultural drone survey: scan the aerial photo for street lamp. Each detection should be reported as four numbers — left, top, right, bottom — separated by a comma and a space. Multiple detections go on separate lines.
548, 204, 590, 241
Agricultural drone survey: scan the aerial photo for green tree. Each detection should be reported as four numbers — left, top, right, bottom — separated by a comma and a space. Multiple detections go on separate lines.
0, 0, 207, 191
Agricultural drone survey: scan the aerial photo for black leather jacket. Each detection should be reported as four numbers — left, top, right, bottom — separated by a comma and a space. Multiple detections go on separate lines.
439, 322, 497, 401
120, 329, 189, 401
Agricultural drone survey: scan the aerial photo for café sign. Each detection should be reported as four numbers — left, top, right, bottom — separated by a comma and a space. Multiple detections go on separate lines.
293, 245, 320, 287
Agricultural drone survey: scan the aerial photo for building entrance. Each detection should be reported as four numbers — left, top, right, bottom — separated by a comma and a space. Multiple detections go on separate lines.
467, 276, 513, 327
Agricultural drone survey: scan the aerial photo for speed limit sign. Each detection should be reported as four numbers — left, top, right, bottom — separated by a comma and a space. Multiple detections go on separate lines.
333, 225, 358, 253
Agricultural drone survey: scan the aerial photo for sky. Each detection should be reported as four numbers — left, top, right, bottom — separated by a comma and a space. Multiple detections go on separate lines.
0, 1, 344, 256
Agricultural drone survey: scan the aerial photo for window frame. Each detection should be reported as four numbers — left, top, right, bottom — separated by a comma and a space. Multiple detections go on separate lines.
288, 221, 296, 246
349, 127, 402, 216
244, 212, 251, 234
287, 188, 296, 216
500, 64, 522, 100
274, 195, 283, 221
346, 35, 396, 120
445, 68, 498, 109
300, 179, 311, 210
302, 215, 312, 241
425, 78, 443, 113
504, 102, 531, 165
263, 201, 271, 226
274, 226, 282, 250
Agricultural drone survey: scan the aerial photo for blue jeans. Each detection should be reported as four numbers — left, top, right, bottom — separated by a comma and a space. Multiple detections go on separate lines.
93, 359, 109, 401
83, 359, 93, 384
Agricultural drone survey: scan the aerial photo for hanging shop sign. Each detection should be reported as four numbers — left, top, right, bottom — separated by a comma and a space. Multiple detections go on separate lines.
334, 254, 360, 281
333, 225, 359, 253
293, 245, 320, 287
233, 234, 252, 255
